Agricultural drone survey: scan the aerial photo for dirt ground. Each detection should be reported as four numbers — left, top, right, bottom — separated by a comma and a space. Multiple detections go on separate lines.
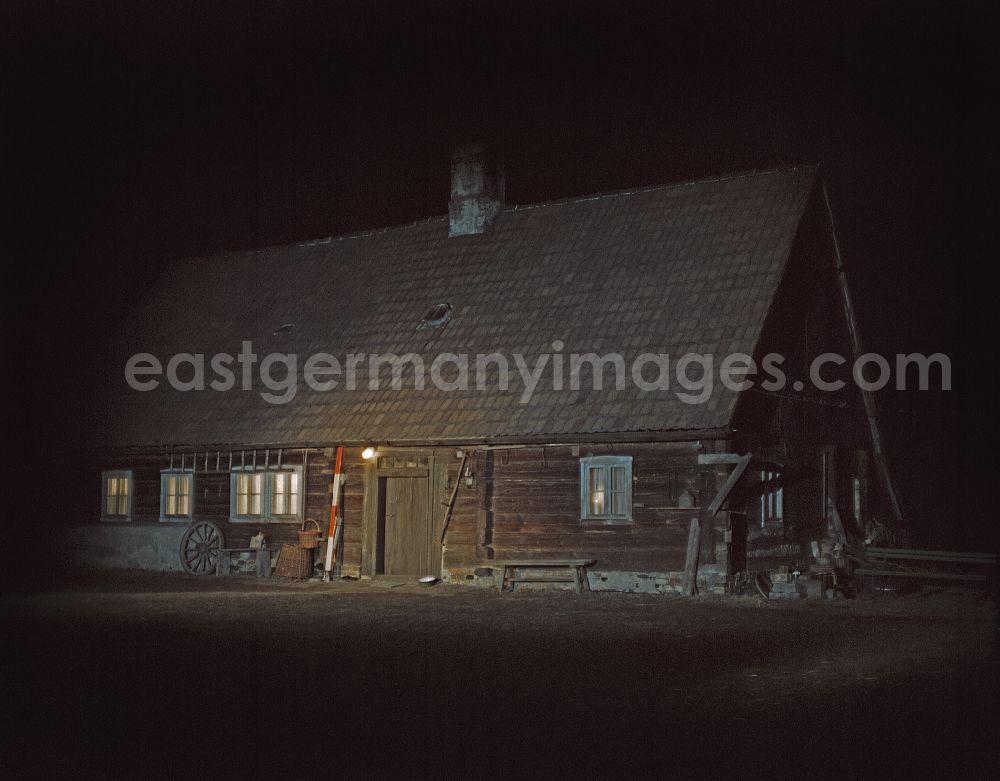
1, 572, 997, 779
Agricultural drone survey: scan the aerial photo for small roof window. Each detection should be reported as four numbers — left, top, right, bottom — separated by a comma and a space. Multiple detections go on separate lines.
417, 303, 453, 330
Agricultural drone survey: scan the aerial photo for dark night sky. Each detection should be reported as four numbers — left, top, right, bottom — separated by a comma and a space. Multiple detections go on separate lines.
6, 0, 991, 546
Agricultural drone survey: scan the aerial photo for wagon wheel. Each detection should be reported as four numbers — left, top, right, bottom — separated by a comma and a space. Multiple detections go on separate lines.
179, 521, 224, 575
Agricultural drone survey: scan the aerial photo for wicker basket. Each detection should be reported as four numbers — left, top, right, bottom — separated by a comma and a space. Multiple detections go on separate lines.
275, 544, 313, 578
297, 518, 322, 549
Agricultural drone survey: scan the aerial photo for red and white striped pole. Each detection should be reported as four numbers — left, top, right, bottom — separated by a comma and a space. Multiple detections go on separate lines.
323, 446, 345, 580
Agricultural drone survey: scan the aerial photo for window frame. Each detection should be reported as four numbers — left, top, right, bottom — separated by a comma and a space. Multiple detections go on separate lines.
229, 465, 305, 523
159, 469, 195, 522
580, 455, 633, 524
101, 469, 134, 522
268, 468, 303, 520
230, 469, 266, 521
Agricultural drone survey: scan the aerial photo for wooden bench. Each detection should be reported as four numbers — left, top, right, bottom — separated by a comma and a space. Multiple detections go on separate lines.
496, 559, 595, 593
217, 547, 272, 578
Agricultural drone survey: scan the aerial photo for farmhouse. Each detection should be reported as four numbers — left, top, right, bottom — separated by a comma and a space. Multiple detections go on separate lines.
76, 146, 901, 592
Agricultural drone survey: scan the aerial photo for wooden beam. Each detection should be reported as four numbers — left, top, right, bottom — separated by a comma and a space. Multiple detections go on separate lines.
823, 183, 905, 526
707, 454, 751, 516
853, 568, 988, 582
699, 469, 717, 565
439, 452, 469, 544
865, 548, 996, 565
475, 450, 494, 553
681, 517, 701, 597
697, 453, 744, 465
360, 462, 378, 577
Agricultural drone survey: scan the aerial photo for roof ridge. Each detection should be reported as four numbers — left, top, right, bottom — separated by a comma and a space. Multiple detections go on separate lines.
506, 164, 816, 213
172, 164, 816, 264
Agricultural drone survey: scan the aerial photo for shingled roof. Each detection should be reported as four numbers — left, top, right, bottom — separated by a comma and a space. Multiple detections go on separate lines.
94, 166, 817, 449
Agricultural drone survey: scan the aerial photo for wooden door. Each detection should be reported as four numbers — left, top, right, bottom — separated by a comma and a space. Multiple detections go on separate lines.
382, 476, 435, 576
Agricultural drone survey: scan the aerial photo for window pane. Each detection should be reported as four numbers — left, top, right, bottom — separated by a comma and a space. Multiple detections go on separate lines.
251, 473, 262, 515
290, 472, 299, 515
237, 474, 248, 515
118, 484, 129, 516
106, 481, 117, 515
166, 494, 177, 516
610, 466, 626, 492
273, 473, 287, 515
611, 491, 626, 516
589, 467, 605, 515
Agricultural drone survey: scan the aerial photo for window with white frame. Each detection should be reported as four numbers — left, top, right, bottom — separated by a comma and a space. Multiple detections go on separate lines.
580, 455, 633, 523
759, 469, 783, 528
230, 467, 303, 522
160, 471, 194, 521
101, 470, 133, 521
233, 471, 264, 518
270, 470, 301, 517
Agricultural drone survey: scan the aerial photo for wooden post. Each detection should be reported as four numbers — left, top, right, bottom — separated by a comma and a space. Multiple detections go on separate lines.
475, 450, 494, 559
823, 183, 905, 528
699, 470, 717, 564
682, 517, 701, 597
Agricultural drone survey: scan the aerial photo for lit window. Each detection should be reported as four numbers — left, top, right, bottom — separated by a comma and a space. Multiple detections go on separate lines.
230, 466, 304, 522
233, 472, 264, 518
580, 456, 632, 523
760, 470, 783, 528
101, 470, 133, 521
160, 471, 194, 521
270, 470, 300, 517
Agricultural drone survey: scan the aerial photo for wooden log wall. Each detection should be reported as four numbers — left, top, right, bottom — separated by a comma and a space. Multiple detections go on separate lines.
97, 442, 738, 578
439, 441, 724, 574
95, 448, 341, 553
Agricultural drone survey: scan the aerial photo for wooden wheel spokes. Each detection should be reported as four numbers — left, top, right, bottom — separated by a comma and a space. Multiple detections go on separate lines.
179, 521, 224, 575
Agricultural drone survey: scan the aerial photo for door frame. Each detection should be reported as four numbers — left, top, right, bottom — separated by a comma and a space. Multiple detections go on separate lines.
360, 450, 443, 577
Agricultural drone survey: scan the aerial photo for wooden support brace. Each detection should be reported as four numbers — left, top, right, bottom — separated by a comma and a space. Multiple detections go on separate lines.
697, 453, 745, 465
707, 454, 751, 516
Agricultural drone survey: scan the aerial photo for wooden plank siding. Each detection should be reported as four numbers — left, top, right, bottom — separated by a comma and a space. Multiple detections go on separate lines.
94, 449, 341, 557
95, 441, 741, 581
433, 442, 727, 576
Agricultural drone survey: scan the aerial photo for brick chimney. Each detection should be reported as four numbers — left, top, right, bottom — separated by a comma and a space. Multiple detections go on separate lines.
448, 143, 504, 237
